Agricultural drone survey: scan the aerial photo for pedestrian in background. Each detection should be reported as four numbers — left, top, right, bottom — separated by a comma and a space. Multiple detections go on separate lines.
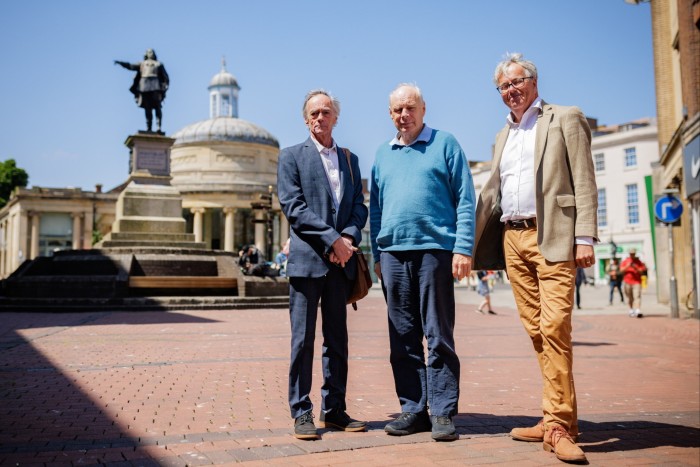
620, 248, 647, 318
575, 267, 586, 310
475, 270, 496, 315
606, 258, 624, 305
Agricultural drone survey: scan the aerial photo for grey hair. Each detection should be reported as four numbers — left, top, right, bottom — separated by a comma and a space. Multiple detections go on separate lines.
493, 52, 538, 84
302, 89, 341, 119
389, 83, 424, 104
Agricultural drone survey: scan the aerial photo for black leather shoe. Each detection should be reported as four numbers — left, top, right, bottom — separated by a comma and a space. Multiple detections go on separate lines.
319, 410, 367, 432
384, 411, 431, 436
294, 412, 319, 440
431, 415, 458, 441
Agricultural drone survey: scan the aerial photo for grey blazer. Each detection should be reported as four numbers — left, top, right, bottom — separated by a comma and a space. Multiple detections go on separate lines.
473, 102, 598, 269
277, 138, 368, 279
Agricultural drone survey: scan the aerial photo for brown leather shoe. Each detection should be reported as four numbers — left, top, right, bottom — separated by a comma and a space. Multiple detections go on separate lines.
544, 424, 587, 463
510, 418, 545, 441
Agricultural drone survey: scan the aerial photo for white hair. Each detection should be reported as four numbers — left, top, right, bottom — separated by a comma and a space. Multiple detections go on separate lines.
493, 52, 538, 84
389, 83, 424, 104
302, 89, 340, 119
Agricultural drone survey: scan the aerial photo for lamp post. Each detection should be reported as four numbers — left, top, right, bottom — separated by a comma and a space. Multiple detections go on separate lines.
250, 185, 274, 262
610, 238, 618, 260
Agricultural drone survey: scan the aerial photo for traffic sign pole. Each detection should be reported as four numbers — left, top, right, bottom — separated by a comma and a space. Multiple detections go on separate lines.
656, 192, 683, 318
668, 223, 679, 318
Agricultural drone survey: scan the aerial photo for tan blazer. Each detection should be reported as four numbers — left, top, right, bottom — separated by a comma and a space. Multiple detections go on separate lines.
473, 101, 598, 269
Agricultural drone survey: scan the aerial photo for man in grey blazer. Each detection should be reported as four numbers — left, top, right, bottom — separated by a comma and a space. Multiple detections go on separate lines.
473, 54, 597, 464
277, 89, 368, 440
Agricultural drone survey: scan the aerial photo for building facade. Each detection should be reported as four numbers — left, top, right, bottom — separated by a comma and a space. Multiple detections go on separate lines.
0, 61, 286, 279
0, 185, 118, 278
591, 118, 659, 284
170, 60, 287, 257
644, 0, 700, 315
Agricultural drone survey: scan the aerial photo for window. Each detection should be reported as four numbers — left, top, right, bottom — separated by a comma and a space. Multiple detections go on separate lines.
594, 153, 605, 172
39, 213, 73, 257
221, 94, 230, 117
597, 188, 607, 227
626, 184, 639, 225
624, 147, 637, 168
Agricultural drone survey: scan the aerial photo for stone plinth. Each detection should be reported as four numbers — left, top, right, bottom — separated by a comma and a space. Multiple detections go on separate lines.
125, 132, 174, 185
97, 133, 206, 249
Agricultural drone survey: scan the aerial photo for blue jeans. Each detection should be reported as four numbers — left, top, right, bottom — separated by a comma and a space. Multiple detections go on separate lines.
381, 250, 460, 417
609, 279, 623, 304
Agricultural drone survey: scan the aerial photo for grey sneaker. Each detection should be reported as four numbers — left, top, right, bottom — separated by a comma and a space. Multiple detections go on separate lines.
384, 411, 431, 436
431, 415, 458, 441
294, 412, 319, 440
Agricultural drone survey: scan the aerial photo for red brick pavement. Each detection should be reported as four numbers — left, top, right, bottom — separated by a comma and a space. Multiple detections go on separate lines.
0, 285, 698, 466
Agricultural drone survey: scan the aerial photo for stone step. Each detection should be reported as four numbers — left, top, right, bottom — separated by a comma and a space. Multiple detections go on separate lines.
98, 240, 207, 249
109, 232, 197, 242
0, 296, 289, 312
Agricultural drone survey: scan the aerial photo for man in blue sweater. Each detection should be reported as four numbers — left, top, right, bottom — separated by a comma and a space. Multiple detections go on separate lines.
370, 84, 476, 441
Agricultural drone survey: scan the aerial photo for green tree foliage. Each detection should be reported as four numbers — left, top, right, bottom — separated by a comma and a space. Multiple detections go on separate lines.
0, 159, 29, 208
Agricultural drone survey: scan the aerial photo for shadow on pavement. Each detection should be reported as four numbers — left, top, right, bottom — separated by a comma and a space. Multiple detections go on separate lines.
451, 414, 699, 451
579, 420, 700, 452
572, 341, 617, 347
0, 311, 220, 464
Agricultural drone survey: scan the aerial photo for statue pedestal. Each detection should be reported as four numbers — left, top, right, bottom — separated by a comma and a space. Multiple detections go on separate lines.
98, 133, 205, 249
124, 132, 174, 185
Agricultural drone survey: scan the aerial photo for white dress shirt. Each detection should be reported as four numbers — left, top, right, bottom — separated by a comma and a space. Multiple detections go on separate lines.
499, 98, 593, 246
311, 136, 341, 209
499, 99, 542, 222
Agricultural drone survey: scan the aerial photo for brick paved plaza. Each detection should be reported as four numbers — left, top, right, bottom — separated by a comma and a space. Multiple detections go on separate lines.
0, 283, 698, 466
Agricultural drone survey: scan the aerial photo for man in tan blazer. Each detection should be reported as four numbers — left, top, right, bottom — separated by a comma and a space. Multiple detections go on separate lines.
473, 53, 598, 464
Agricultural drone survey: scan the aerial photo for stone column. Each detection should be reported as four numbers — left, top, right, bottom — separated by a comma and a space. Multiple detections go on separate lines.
0, 222, 6, 278
15, 211, 26, 271
223, 207, 236, 252
254, 210, 265, 255
83, 209, 94, 249
29, 212, 40, 259
72, 213, 83, 250
3, 219, 11, 277
192, 207, 205, 243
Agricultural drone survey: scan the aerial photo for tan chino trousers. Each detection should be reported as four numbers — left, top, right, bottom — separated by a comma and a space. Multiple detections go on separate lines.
503, 225, 578, 435
623, 282, 642, 310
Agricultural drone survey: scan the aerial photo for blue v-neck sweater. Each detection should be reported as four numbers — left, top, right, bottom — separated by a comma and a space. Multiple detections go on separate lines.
369, 128, 475, 261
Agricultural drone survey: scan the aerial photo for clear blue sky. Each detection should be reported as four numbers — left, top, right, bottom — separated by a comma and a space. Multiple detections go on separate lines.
0, 0, 654, 191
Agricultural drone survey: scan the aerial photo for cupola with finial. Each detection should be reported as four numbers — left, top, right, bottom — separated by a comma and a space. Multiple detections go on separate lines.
208, 56, 240, 118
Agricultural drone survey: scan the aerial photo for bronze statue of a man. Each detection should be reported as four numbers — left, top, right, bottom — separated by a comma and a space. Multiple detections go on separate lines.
115, 49, 169, 133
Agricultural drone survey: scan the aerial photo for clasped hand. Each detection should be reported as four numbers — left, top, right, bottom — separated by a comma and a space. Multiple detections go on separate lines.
329, 236, 356, 267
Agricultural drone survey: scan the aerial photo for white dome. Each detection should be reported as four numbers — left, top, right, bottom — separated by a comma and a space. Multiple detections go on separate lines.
209, 70, 239, 88
172, 117, 278, 148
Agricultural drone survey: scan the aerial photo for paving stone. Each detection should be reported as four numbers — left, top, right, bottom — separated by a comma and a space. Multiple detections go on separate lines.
0, 285, 697, 465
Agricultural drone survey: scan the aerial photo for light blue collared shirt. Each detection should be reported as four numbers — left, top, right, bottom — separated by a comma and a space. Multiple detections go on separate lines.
390, 124, 432, 147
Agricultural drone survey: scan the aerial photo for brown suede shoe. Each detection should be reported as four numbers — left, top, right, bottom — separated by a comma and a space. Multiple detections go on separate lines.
544, 424, 587, 463
510, 418, 545, 441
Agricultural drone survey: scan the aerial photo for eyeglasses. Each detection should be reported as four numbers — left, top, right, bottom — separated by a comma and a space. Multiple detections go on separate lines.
496, 77, 533, 93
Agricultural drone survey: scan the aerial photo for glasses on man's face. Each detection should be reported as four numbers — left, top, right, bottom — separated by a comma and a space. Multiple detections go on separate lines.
496, 76, 533, 94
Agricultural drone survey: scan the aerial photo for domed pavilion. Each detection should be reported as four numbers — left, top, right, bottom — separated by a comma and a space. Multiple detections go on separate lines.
170, 59, 287, 258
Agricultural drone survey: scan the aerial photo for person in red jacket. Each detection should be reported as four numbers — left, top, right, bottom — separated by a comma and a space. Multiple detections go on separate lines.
620, 249, 647, 318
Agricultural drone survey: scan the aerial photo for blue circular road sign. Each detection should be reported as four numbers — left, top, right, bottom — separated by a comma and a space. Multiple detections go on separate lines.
654, 195, 683, 224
